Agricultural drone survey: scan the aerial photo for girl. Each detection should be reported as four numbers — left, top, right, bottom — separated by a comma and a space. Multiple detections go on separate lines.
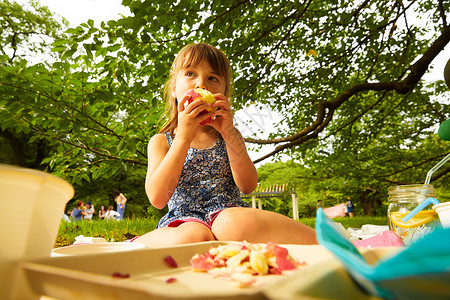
84, 201, 95, 220
98, 205, 107, 219
105, 205, 121, 221
133, 43, 316, 248
71, 200, 86, 221
113, 189, 127, 220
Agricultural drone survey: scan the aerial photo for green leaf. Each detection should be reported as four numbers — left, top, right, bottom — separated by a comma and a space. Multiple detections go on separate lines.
61, 48, 77, 60
81, 173, 91, 183
122, 0, 132, 7
52, 39, 69, 47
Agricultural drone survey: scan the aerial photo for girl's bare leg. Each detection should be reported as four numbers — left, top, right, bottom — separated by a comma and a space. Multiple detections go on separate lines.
132, 221, 216, 248
211, 207, 317, 244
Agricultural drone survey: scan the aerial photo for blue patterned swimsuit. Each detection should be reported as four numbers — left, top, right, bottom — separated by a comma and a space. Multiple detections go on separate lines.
156, 132, 250, 229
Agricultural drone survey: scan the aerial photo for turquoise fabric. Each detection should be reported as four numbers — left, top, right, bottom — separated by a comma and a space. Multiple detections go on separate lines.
315, 208, 450, 299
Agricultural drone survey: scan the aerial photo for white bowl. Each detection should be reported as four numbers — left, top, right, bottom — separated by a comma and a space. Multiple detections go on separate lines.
433, 202, 450, 228
51, 242, 146, 257
0, 164, 74, 299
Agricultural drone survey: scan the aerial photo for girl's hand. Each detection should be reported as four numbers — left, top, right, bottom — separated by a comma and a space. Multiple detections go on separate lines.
208, 94, 235, 136
177, 92, 213, 142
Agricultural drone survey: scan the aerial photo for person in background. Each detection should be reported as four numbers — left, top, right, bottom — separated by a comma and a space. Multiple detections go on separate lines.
104, 205, 121, 221
85, 201, 95, 220
113, 189, 127, 220
98, 205, 106, 220
346, 199, 354, 218
71, 201, 86, 221
317, 200, 322, 209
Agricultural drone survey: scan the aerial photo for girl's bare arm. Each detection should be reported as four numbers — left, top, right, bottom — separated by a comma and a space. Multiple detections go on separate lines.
210, 95, 257, 194
145, 133, 190, 209
145, 97, 212, 208
221, 128, 258, 194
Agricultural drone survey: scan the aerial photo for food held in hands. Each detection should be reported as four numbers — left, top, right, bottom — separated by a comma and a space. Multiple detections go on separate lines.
186, 88, 217, 125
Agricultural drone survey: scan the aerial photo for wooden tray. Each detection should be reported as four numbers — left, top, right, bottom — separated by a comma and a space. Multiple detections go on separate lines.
20, 241, 395, 299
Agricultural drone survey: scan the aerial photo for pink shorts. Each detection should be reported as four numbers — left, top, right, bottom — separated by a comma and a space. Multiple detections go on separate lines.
128, 210, 226, 243
167, 210, 224, 229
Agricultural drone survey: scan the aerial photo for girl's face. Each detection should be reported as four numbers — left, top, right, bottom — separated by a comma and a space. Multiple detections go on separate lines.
172, 59, 226, 100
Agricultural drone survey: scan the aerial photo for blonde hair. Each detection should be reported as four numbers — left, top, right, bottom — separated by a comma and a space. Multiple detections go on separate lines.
159, 43, 233, 134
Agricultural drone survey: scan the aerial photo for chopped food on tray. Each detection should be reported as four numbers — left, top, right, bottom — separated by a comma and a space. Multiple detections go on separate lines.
190, 241, 306, 287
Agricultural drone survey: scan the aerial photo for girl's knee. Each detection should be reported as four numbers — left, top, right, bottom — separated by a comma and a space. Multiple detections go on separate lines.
218, 207, 256, 220
180, 230, 215, 244
176, 222, 216, 244
212, 207, 258, 240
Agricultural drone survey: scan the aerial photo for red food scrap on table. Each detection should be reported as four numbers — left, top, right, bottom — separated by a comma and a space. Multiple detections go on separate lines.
164, 255, 178, 268
112, 272, 130, 278
166, 277, 177, 283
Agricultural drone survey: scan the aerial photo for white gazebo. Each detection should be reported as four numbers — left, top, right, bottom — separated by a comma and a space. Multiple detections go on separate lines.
240, 183, 299, 220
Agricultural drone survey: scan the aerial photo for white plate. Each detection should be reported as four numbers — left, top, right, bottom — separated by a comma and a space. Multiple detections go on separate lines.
51, 242, 146, 257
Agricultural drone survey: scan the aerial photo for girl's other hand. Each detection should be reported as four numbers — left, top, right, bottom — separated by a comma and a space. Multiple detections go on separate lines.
208, 94, 234, 136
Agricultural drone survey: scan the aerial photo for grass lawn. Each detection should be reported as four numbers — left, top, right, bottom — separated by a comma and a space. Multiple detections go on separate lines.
56, 217, 159, 247
298, 216, 388, 229
56, 215, 388, 247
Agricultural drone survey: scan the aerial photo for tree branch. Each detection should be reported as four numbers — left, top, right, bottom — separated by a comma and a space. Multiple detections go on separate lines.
33, 128, 146, 166
248, 25, 450, 164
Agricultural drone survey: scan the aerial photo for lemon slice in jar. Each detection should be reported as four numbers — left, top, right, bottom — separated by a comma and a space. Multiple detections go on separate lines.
390, 210, 438, 228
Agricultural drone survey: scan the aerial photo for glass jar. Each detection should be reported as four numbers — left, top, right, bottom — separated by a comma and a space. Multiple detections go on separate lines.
387, 184, 440, 246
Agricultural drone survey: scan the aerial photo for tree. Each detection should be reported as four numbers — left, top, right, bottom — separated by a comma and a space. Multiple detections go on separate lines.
1, 0, 449, 214
0, 0, 68, 169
